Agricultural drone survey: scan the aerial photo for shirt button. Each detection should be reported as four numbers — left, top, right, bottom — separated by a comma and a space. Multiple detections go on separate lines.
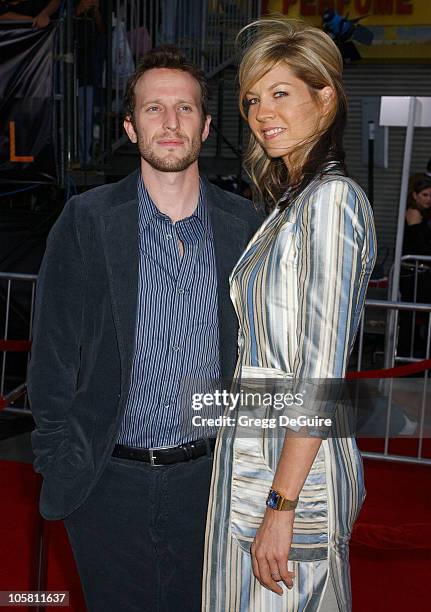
166, 234, 173, 240
177, 288, 185, 294
172, 345, 180, 351
164, 404, 170, 409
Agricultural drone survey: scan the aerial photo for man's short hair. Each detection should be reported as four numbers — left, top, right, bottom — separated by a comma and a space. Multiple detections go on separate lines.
123, 45, 209, 124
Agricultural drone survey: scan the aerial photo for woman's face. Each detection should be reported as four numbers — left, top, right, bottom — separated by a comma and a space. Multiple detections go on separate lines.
245, 63, 332, 167
413, 187, 431, 211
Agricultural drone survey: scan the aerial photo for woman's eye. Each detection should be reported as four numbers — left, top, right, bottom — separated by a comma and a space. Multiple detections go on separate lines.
274, 91, 288, 98
246, 98, 258, 106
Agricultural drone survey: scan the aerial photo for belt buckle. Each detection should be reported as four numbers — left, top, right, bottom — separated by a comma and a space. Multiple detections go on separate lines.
148, 443, 176, 467
149, 448, 161, 467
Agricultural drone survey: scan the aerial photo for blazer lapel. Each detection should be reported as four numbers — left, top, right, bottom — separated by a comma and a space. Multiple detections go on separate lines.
100, 172, 253, 389
204, 180, 249, 381
101, 197, 139, 392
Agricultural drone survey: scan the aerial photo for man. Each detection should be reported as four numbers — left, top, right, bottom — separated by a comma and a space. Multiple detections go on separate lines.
28, 46, 262, 612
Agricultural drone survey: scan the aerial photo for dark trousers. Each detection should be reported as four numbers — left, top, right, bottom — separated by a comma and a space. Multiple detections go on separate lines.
64, 453, 214, 612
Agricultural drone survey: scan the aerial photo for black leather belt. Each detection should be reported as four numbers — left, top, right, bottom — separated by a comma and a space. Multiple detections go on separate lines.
112, 438, 216, 466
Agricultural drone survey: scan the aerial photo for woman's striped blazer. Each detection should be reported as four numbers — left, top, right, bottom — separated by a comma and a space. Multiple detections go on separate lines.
202, 171, 377, 612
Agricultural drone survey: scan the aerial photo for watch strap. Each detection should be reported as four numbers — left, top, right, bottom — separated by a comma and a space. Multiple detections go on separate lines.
266, 488, 299, 511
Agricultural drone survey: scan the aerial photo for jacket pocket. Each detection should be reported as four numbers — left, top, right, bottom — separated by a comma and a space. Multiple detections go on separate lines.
31, 426, 67, 474
230, 437, 329, 562
229, 368, 329, 562
52, 416, 96, 477
230, 436, 274, 553
240, 365, 293, 380
32, 416, 95, 478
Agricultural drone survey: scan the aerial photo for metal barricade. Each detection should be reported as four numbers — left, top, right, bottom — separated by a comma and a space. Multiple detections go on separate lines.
376, 255, 431, 369
356, 298, 431, 465
0, 272, 47, 604
0, 272, 37, 415
395, 254, 431, 362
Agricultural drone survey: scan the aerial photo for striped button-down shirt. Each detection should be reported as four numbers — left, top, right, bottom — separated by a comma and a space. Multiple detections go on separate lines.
117, 175, 220, 448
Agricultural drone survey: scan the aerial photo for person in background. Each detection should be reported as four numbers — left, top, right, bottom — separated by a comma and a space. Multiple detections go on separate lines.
0, 0, 60, 28
408, 156, 431, 195
404, 177, 431, 256
399, 177, 431, 356
203, 18, 376, 611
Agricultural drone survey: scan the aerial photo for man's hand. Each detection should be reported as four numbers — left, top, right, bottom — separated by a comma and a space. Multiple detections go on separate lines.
33, 13, 50, 28
250, 507, 295, 596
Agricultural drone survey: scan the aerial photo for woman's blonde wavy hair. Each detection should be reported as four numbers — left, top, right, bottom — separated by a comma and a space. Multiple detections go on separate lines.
237, 17, 347, 209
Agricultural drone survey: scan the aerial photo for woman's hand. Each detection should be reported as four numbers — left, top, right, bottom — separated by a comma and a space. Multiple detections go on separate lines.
406, 208, 422, 226
251, 507, 295, 596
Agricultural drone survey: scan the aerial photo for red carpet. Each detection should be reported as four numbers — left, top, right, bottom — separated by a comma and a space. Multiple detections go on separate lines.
1, 454, 430, 612
351, 450, 431, 611
0, 461, 86, 612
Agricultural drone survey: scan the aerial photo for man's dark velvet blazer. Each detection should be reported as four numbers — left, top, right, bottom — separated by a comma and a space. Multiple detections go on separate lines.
28, 169, 263, 520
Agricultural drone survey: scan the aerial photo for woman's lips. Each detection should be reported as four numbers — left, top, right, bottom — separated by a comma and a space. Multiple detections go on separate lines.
261, 127, 286, 140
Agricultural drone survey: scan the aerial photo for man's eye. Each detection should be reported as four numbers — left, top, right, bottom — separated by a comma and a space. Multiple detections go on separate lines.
179, 105, 192, 112
147, 106, 160, 112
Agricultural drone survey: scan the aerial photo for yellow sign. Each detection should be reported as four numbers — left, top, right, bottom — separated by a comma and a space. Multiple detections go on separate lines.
266, 1, 431, 25
265, 0, 431, 59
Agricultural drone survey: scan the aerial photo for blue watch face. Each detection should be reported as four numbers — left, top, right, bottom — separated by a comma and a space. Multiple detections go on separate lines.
267, 490, 279, 509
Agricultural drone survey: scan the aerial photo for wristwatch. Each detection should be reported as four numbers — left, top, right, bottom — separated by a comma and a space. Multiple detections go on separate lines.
266, 488, 299, 511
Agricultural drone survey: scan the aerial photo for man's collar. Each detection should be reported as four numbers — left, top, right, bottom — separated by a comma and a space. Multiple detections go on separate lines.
137, 173, 207, 229
137, 174, 162, 228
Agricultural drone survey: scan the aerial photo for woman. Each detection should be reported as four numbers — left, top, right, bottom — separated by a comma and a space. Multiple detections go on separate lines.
403, 178, 431, 256
202, 18, 376, 612
399, 178, 431, 355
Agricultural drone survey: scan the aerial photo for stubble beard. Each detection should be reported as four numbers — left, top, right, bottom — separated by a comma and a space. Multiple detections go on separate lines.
137, 132, 203, 173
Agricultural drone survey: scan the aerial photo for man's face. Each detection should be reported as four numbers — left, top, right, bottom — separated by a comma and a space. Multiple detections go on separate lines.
124, 68, 211, 172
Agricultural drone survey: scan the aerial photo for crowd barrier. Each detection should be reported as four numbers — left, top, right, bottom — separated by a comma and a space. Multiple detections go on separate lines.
1, 276, 430, 466
354, 298, 430, 465
0, 272, 36, 415
395, 254, 431, 362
